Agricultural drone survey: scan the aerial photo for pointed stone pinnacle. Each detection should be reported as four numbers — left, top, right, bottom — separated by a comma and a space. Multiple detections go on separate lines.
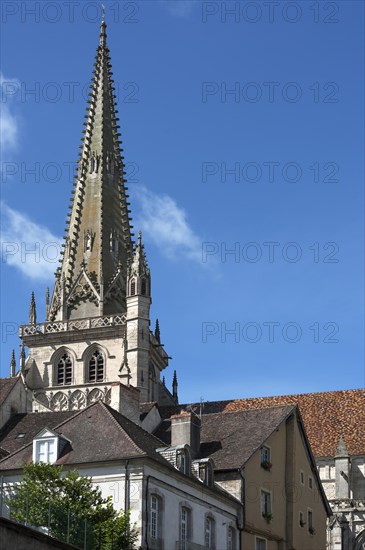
172, 370, 178, 402
29, 291, 37, 324
20, 342, 26, 371
10, 349, 16, 377
155, 318, 161, 343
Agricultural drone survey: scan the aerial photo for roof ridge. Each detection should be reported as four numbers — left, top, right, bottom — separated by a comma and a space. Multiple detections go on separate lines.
203, 403, 296, 417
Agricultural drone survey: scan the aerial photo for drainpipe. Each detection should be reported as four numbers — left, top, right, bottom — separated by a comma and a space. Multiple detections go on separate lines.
237, 469, 245, 550
144, 475, 151, 550
124, 460, 130, 512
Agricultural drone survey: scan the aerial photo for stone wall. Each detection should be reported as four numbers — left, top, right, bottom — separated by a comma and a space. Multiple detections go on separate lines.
0, 516, 78, 550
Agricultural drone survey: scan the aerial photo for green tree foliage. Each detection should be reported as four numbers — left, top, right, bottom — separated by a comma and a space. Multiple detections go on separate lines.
7, 463, 138, 549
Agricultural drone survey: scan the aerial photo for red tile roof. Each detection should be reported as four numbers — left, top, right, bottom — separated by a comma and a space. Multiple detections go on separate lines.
161, 389, 365, 457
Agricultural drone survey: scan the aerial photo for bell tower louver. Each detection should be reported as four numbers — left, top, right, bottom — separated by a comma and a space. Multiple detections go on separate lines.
49, 21, 133, 321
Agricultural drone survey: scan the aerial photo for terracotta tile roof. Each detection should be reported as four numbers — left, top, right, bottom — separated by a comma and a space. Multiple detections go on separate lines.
0, 377, 19, 405
160, 389, 364, 457
0, 401, 170, 471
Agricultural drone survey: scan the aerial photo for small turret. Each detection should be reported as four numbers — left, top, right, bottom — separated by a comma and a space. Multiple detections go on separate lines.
29, 291, 36, 324
10, 349, 16, 377
126, 231, 151, 402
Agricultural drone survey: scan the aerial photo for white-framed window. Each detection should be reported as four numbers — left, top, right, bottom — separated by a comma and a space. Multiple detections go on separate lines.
260, 490, 272, 518
255, 537, 267, 550
204, 516, 215, 548
34, 438, 56, 464
308, 476, 313, 489
180, 506, 191, 550
300, 470, 305, 484
227, 525, 236, 550
150, 495, 159, 540
261, 445, 270, 464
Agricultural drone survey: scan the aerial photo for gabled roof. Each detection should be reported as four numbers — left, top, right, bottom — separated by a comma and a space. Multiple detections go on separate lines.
155, 405, 295, 470
0, 402, 170, 471
0, 377, 19, 405
159, 389, 365, 457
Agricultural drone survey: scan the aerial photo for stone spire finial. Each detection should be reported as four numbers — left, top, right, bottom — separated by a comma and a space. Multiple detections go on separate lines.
172, 370, 178, 403
155, 319, 161, 344
10, 349, 16, 377
29, 291, 37, 324
336, 435, 349, 458
20, 343, 26, 372
48, 22, 133, 321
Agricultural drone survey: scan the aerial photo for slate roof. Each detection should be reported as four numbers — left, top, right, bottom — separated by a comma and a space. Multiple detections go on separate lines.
155, 405, 295, 470
0, 402, 171, 471
0, 411, 76, 456
159, 389, 365, 457
0, 377, 19, 405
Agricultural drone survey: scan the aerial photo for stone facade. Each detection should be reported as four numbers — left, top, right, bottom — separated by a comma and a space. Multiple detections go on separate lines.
317, 439, 365, 550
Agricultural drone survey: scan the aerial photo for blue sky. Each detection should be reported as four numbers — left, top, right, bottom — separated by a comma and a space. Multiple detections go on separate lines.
1, 0, 364, 403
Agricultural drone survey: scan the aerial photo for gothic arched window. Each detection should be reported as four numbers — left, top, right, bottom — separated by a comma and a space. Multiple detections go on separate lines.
88, 350, 104, 382
130, 279, 136, 296
57, 354, 72, 385
141, 278, 147, 296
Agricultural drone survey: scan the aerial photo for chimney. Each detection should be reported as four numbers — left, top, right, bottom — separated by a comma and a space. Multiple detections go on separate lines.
171, 411, 201, 458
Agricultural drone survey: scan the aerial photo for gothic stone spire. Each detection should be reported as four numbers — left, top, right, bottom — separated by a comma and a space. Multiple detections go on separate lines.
49, 21, 133, 321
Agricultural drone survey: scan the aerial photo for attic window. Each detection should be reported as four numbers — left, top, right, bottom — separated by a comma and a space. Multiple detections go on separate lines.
16, 433, 26, 439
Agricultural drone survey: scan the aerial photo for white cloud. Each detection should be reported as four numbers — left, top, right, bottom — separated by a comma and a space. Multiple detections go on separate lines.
132, 185, 203, 264
0, 73, 20, 152
1, 202, 62, 281
159, 0, 195, 17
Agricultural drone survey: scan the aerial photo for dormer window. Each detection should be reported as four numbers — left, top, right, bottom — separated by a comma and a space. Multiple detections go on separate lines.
198, 460, 214, 487
177, 449, 190, 475
32, 428, 67, 464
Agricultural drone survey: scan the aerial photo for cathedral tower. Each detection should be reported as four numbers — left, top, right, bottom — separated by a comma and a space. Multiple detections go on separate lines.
19, 22, 177, 415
